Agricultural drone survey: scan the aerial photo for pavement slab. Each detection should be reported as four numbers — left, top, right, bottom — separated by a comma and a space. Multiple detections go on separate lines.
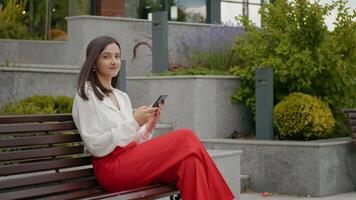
240, 191, 356, 200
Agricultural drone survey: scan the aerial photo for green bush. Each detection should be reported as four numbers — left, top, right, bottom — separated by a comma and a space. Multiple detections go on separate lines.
1, 95, 73, 115
0, 20, 28, 39
229, 0, 356, 115
273, 92, 336, 140
0, 0, 28, 39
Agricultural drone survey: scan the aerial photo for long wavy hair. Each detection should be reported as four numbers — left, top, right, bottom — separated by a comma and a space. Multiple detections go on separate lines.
77, 36, 121, 101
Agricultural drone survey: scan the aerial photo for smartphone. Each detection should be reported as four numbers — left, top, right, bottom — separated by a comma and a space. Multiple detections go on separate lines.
152, 95, 168, 107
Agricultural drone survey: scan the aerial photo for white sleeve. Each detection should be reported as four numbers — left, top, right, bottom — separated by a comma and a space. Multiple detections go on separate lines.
120, 92, 153, 144
72, 95, 140, 157
133, 124, 153, 144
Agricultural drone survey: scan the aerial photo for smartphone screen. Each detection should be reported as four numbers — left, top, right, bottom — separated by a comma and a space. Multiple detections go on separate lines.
152, 95, 168, 107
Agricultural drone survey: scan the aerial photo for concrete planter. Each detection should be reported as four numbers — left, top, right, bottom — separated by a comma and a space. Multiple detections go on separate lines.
126, 76, 252, 139
202, 137, 356, 197
0, 69, 252, 139
0, 66, 79, 108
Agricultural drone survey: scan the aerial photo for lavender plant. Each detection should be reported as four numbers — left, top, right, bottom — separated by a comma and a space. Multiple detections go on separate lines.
176, 24, 243, 72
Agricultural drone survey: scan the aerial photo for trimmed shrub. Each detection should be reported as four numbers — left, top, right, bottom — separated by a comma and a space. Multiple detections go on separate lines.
1, 95, 73, 115
273, 92, 335, 140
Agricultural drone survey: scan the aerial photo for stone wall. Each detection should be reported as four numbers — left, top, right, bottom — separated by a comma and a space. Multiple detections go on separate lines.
0, 67, 252, 138
202, 138, 356, 197
0, 40, 67, 66
0, 16, 226, 76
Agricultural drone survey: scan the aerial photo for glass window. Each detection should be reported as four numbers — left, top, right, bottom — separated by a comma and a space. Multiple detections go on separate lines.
127, 0, 206, 23
221, 2, 243, 25
173, 0, 206, 23
249, 4, 261, 27
136, 0, 165, 20
0, 0, 74, 40
222, 0, 243, 2
249, 0, 262, 4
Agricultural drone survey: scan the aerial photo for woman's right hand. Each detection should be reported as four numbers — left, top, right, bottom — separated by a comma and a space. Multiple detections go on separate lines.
133, 106, 158, 126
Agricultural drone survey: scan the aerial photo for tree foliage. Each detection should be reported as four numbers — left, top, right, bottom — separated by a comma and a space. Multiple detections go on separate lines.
0, 0, 82, 39
0, 0, 28, 38
229, 0, 356, 116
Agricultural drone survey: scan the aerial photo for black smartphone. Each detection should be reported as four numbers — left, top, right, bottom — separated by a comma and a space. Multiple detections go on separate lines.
152, 95, 168, 107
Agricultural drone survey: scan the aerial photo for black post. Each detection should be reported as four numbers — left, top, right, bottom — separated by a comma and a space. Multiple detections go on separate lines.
164, 0, 168, 12
255, 67, 274, 139
242, 0, 249, 18
91, 0, 97, 15
152, 11, 168, 73
117, 60, 126, 92
45, 0, 52, 40
206, 0, 221, 24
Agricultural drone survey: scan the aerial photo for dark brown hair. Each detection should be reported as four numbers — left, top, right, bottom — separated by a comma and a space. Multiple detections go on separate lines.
77, 36, 121, 101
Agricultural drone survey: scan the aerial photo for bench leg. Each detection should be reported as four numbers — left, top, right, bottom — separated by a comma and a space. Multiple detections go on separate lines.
170, 194, 181, 200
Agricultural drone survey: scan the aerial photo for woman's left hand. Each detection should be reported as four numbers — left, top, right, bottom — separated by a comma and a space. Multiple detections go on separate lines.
146, 101, 164, 132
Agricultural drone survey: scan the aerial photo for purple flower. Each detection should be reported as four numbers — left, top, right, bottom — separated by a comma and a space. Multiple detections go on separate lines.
176, 24, 244, 69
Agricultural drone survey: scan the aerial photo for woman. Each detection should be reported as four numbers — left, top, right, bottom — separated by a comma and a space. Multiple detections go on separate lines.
72, 35, 234, 200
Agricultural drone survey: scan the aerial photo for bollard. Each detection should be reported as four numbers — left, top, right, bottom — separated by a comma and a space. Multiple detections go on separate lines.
152, 11, 168, 73
255, 67, 274, 139
117, 60, 126, 92
206, 0, 221, 24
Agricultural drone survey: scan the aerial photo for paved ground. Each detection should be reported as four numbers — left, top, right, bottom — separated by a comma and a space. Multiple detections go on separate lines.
158, 191, 356, 200
240, 191, 356, 200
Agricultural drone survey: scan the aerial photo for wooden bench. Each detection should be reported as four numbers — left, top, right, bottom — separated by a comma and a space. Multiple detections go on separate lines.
0, 114, 180, 200
342, 109, 356, 144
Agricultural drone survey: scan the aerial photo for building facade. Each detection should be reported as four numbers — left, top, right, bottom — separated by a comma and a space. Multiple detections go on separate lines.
88, 0, 267, 26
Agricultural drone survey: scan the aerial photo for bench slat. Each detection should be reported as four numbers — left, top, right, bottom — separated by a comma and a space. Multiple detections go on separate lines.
0, 168, 93, 190
0, 134, 82, 148
0, 145, 84, 162
37, 187, 104, 200
348, 113, 356, 119
0, 178, 98, 200
0, 157, 92, 176
341, 108, 356, 113
350, 120, 356, 126
0, 114, 72, 124
0, 121, 76, 134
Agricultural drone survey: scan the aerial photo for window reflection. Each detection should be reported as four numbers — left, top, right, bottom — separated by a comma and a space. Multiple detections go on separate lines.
126, 0, 264, 25
249, 4, 261, 26
173, 0, 206, 23
221, 2, 243, 25
125, 0, 206, 23
221, 0, 263, 26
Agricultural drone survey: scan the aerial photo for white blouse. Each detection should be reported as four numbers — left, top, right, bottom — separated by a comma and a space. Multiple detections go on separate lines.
72, 84, 152, 157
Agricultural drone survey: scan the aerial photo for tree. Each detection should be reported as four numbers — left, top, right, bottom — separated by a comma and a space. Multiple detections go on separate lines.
229, 0, 356, 115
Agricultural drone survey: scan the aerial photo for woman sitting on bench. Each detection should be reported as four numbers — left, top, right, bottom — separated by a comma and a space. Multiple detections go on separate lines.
72, 35, 234, 200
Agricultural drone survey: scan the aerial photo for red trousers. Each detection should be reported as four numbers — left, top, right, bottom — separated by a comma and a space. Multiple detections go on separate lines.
92, 129, 235, 200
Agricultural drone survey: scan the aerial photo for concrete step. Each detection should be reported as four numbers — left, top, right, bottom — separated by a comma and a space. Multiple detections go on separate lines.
208, 149, 243, 198
241, 174, 251, 192
152, 123, 173, 137
157, 149, 243, 200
